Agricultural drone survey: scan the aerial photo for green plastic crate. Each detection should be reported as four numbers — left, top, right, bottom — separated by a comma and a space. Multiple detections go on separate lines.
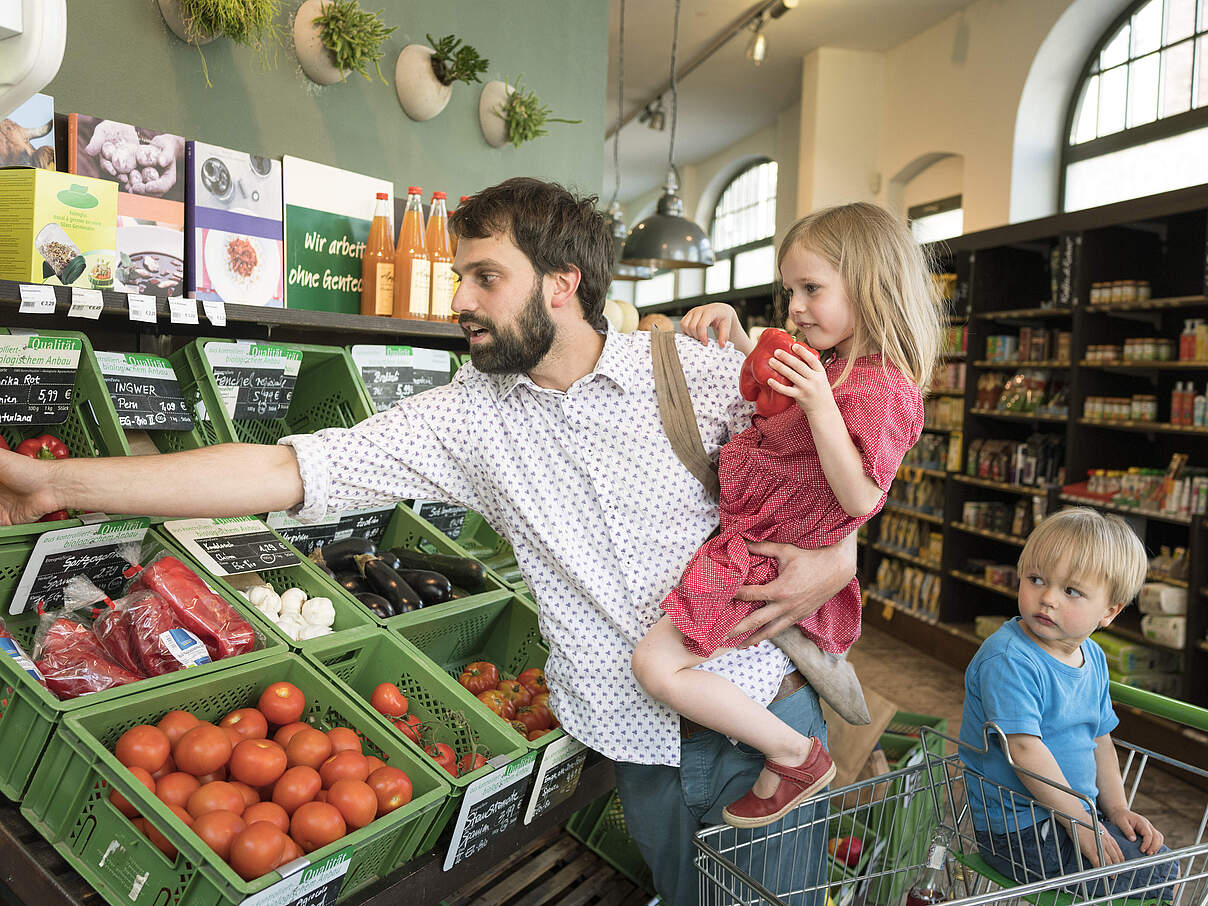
431, 508, 525, 589
880, 711, 949, 769
0, 526, 283, 801
583, 791, 655, 893
565, 789, 613, 843
20, 652, 451, 906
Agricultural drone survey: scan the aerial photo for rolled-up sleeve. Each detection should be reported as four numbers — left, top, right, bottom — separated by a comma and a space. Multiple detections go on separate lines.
278, 380, 486, 521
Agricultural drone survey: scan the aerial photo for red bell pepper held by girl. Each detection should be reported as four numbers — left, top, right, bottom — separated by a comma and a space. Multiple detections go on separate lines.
739, 329, 818, 417
132, 556, 255, 661
15, 434, 69, 460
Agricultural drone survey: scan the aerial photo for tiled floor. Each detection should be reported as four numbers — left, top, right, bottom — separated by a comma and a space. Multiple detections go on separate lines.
849, 625, 1207, 850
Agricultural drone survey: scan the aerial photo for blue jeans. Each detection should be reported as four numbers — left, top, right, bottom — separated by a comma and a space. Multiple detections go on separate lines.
975, 813, 1178, 902
613, 684, 829, 906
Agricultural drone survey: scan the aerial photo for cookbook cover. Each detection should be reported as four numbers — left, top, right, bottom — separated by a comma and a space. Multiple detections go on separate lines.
67, 113, 185, 296
0, 92, 55, 169
282, 155, 392, 314
185, 141, 284, 308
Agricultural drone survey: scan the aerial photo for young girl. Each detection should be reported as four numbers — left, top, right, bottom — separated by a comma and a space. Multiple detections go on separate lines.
631, 202, 943, 829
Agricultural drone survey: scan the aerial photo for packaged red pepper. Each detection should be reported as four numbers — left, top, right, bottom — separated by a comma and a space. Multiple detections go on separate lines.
0, 617, 46, 687
32, 610, 142, 700
739, 329, 818, 417
125, 591, 212, 676
132, 555, 255, 661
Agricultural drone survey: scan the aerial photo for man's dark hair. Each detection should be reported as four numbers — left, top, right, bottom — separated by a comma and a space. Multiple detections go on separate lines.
450, 178, 612, 330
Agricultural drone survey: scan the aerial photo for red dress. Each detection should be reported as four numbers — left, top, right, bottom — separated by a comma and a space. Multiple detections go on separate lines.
662, 354, 924, 657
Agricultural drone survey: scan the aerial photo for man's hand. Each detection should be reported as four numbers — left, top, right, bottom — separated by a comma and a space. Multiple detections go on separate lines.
0, 450, 60, 526
1105, 806, 1163, 855
728, 534, 856, 646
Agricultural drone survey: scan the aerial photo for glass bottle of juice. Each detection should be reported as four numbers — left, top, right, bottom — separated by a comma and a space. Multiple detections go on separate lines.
427, 191, 456, 322
393, 186, 429, 320
451, 195, 471, 258
361, 192, 394, 316
903, 829, 952, 905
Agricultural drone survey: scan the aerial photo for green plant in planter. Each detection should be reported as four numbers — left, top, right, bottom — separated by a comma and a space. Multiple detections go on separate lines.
179, 0, 281, 51
499, 79, 581, 148
427, 33, 489, 86
315, 0, 396, 82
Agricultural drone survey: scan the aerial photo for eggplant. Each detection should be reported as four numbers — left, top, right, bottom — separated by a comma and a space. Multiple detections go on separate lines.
356, 592, 395, 619
311, 537, 375, 573
390, 548, 487, 592
312, 562, 336, 579
397, 568, 453, 606
335, 573, 370, 596
356, 555, 423, 613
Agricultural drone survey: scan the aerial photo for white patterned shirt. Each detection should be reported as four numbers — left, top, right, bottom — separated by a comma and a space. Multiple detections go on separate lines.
280, 326, 789, 765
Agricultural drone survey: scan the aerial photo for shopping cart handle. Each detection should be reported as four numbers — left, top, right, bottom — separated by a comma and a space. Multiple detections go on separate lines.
1109, 681, 1208, 733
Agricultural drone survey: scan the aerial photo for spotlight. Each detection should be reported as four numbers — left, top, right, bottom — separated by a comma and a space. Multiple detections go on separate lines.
769, 0, 799, 19
746, 24, 767, 66
638, 97, 666, 131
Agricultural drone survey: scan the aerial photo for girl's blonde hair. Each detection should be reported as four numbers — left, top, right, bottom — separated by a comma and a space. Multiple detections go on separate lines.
777, 202, 945, 389
1017, 507, 1148, 607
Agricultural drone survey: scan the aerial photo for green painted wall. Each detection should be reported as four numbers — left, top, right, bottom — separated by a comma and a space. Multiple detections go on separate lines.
48, 0, 607, 202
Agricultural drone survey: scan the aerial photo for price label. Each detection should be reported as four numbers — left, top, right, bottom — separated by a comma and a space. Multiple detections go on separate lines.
9, 518, 151, 614
68, 288, 104, 320
410, 347, 453, 395
204, 342, 302, 421
0, 334, 81, 426
523, 734, 587, 824
444, 751, 538, 870
127, 293, 158, 324
168, 296, 199, 325
267, 506, 395, 555
18, 284, 56, 314
412, 500, 467, 540
95, 351, 195, 431
164, 516, 301, 576
239, 846, 352, 906
351, 345, 412, 412
202, 299, 227, 327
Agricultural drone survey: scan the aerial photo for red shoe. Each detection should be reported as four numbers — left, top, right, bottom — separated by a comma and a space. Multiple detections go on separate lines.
722, 739, 836, 828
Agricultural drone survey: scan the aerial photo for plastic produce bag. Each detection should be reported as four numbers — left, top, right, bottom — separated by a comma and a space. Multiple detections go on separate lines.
131, 554, 256, 661
32, 597, 142, 700
0, 617, 46, 688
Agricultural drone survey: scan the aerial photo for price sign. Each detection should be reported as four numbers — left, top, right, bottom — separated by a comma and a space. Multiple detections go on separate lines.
409, 347, 453, 395
350, 345, 412, 412
168, 296, 199, 325
412, 500, 467, 540
96, 351, 194, 431
523, 735, 588, 824
267, 506, 395, 555
202, 299, 227, 327
204, 342, 301, 421
68, 288, 104, 320
239, 846, 352, 906
164, 516, 301, 576
0, 334, 81, 426
444, 751, 538, 870
9, 518, 150, 614
18, 284, 56, 314
127, 293, 158, 324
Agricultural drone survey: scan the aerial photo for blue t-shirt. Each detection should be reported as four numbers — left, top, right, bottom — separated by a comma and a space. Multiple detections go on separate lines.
959, 617, 1118, 833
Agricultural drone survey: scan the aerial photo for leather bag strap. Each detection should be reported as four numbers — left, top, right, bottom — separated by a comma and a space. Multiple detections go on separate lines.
650, 328, 721, 502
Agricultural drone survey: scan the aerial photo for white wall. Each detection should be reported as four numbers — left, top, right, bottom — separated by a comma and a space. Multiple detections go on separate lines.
902, 155, 964, 212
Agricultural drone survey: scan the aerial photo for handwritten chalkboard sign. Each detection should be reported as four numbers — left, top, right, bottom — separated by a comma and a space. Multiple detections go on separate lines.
9, 518, 151, 614
203, 342, 301, 421
523, 734, 587, 824
409, 347, 453, 396
351, 345, 411, 413
413, 500, 467, 540
164, 517, 301, 576
443, 751, 538, 871
267, 507, 395, 555
96, 351, 194, 431
0, 334, 81, 426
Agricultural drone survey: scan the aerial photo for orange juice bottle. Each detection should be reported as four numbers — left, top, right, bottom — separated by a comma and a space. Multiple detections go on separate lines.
393, 186, 429, 320
451, 195, 471, 258
427, 191, 456, 322
361, 192, 394, 316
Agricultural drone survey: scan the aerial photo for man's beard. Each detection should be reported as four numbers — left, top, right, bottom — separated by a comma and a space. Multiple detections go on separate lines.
462, 279, 557, 374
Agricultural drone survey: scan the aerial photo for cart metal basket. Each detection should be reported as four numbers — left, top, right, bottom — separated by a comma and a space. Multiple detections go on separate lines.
695, 684, 1208, 906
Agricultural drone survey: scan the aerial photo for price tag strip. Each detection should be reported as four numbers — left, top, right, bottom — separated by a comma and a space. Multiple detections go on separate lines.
238, 846, 352, 906
201, 298, 227, 327
68, 288, 104, 320
523, 734, 588, 824
164, 516, 301, 576
127, 293, 158, 324
168, 296, 199, 325
0, 334, 81, 426
9, 518, 151, 614
411, 500, 467, 541
95, 351, 195, 431
18, 284, 57, 314
204, 342, 302, 421
443, 751, 538, 871
266, 506, 395, 555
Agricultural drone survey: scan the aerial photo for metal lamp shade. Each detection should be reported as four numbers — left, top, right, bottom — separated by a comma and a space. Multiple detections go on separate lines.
622, 188, 714, 270
610, 213, 654, 281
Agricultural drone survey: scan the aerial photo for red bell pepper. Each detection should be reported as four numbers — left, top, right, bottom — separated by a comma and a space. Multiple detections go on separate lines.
0, 437, 8, 451
15, 434, 69, 460
739, 329, 817, 417
35, 617, 143, 700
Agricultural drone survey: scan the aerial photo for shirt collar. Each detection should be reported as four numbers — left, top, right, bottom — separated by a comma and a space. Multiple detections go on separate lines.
489, 325, 640, 400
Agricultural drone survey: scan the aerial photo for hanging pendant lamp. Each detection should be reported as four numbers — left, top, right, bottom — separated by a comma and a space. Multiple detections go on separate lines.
622, 0, 714, 270
606, 0, 653, 281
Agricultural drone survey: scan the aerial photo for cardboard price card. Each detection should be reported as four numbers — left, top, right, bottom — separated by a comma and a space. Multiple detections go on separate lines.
203, 341, 301, 421
96, 351, 194, 431
267, 506, 394, 555
0, 334, 81, 426
164, 516, 300, 576
239, 846, 352, 906
443, 751, 538, 870
410, 348, 453, 395
9, 518, 151, 614
523, 734, 588, 824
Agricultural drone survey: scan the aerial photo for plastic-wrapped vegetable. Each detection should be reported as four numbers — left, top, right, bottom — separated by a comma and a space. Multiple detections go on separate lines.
132, 556, 255, 661
125, 591, 212, 676
33, 613, 142, 700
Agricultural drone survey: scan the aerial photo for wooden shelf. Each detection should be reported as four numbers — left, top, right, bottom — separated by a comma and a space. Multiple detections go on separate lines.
884, 502, 944, 524
1147, 573, 1189, 588
864, 589, 939, 625
940, 350, 967, 360
971, 408, 1068, 423
952, 474, 1048, 496
952, 522, 1027, 546
950, 569, 1019, 600
1087, 294, 1207, 313
976, 307, 1072, 320
872, 543, 942, 572
1079, 360, 1208, 371
973, 360, 1070, 369
922, 425, 959, 433
928, 388, 965, 397
1059, 492, 1191, 525
898, 464, 948, 479
1079, 417, 1208, 436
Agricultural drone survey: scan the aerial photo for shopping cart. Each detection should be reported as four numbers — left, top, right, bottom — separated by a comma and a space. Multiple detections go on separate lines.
695, 684, 1208, 906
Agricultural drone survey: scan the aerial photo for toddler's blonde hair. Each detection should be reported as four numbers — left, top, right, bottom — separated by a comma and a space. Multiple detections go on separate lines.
1017, 507, 1148, 607
778, 202, 944, 389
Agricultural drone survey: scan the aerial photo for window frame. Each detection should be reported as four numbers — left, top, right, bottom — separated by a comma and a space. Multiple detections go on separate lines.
705, 157, 779, 297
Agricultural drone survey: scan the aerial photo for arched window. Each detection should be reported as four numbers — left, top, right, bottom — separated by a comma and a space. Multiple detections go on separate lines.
705, 159, 778, 295
1063, 0, 1208, 211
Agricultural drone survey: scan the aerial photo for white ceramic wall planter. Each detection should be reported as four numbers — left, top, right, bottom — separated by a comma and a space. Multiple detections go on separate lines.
157, 0, 215, 45
478, 80, 514, 148
394, 44, 452, 121
293, 0, 350, 85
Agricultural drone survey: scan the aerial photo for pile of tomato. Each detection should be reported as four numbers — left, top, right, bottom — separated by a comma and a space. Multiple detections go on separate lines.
363, 681, 487, 779
457, 664, 559, 742
107, 681, 414, 881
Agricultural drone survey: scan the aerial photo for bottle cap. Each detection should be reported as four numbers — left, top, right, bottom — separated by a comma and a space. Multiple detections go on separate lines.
432, 191, 446, 199
376, 192, 388, 199
460, 195, 472, 202
408, 186, 422, 194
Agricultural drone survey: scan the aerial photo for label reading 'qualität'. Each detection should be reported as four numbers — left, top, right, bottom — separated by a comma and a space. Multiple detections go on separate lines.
0, 335, 81, 426
96, 351, 194, 431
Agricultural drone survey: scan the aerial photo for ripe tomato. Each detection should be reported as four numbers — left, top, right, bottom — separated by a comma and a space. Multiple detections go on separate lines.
476, 689, 514, 720
325, 779, 377, 830
364, 755, 385, 774
242, 801, 291, 833
229, 822, 289, 881
187, 781, 246, 819
156, 710, 200, 745
530, 692, 551, 711
366, 766, 412, 816
192, 810, 245, 861
458, 661, 499, 694
221, 725, 245, 749
318, 751, 369, 788
285, 728, 332, 770
514, 705, 551, 733
230, 739, 288, 788
508, 720, 531, 737
527, 729, 553, 741
144, 805, 191, 861
115, 725, 172, 774
368, 682, 407, 718
155, 772, 200, 809
457, 752, 487, 774
277, 835, 304, 869
174, 724, 232, 777
424, 743, 458, 777
109, 766, 155, 818
220, 708, 269, 741
150, 752, 177, 781
258, 682, 306, 727
290, 801, 346, 853
271, 766, 321, 815
194, 767, 228, 785
272, 721, 310, 748
393, 714, 422, 744
326, 727, 361, 755
516, 667, 548, 697
496, 680, 532, 709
